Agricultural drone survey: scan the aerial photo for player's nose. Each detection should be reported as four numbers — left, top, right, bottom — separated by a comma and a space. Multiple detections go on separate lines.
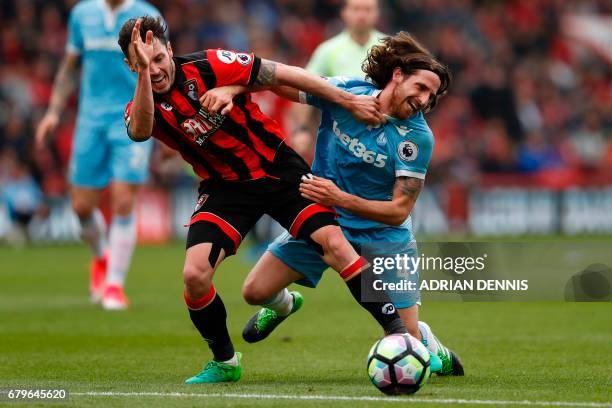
149, 63, 161, 75
418, 94, 429, 108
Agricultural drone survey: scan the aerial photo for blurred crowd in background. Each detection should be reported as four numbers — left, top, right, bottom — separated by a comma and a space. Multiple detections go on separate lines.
0, 0, 611, 214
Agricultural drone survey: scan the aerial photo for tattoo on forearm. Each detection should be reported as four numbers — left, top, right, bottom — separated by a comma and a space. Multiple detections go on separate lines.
255, 60, 277, 86
397, 177, 423, 200
49, 63, 77, 114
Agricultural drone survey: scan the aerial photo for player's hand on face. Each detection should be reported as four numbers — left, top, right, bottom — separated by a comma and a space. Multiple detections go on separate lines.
199, 85, 245, 115
131, 19, 154, 71
34, 112, 60, 149
347, 94, 385, 126
300, 175, 343, 207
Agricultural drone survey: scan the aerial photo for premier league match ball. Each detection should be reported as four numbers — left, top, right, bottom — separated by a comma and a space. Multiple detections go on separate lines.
367, 333, 431, 395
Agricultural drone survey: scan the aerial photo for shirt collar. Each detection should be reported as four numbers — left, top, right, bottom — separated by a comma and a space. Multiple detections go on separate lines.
98, 0, 135, 30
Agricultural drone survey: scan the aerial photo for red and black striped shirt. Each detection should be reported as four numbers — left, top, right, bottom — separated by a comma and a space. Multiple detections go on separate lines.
125, 49, 286, 182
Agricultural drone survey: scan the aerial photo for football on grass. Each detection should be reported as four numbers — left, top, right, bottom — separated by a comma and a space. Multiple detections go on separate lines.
367, 333, 431, 395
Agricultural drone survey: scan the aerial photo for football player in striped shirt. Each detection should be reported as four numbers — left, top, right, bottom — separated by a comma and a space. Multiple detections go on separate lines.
118, 16, 409, 384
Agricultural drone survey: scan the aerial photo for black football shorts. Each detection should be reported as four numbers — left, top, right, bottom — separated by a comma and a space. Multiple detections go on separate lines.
186, 144, 338, 256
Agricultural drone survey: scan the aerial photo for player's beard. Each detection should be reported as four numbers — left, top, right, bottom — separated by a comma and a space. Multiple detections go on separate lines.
404, 96, 423, 116
391, 87, 422, 119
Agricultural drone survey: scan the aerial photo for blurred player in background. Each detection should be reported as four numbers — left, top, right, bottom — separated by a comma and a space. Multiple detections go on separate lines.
1, 156, 44, 247
214, 32, 463, 376
35, 0, 160, 310
120, 16, 408, 384
292, 0, 386, 152
307, 0, 384, 78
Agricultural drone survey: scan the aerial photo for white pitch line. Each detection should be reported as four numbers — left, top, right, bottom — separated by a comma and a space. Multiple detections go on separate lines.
71, 391, 612, 407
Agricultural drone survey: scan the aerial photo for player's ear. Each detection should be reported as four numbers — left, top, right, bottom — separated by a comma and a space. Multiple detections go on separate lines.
125, 45, 137, 72
124, 57, 136, 73
391, 67, 404, 83
167, 41, 173, 58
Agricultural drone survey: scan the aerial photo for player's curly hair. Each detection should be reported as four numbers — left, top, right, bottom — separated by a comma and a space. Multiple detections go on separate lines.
118, 15, 168, 58
362, 32, 451, 112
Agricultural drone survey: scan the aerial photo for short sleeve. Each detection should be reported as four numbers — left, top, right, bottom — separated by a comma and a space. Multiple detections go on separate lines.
206, 49, 261, 87
391, 127, 434, 180
66, 9, 83, 54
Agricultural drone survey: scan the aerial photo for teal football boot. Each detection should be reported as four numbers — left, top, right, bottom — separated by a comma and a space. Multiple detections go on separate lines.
185, 352, 242, 384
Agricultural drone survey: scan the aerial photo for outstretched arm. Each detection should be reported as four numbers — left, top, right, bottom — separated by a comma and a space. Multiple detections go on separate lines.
199, 59, 383, 125
300, 176, 424, 226
254, 59, 383, 125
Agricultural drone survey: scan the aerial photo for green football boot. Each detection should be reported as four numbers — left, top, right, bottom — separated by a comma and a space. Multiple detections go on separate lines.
185, 352, 242, 384
421, 329, 464, 376
437, 348, 465, 376
242, 291, 304, 343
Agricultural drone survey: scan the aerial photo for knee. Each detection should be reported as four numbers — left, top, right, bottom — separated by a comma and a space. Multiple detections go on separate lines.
72, 199, 93, 220
319, 228, 349, 258
242, 279, 269, 305
183, 262, 214, 295
112, 195, 136, 217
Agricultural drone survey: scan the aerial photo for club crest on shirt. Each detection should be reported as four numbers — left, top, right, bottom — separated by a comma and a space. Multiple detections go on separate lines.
183, 79, 199, 102
217, 49, 236, 64
194, 194, 209, 212
398, 140, 418, 162
181, 108, 226, 146
124, 105, 131, 128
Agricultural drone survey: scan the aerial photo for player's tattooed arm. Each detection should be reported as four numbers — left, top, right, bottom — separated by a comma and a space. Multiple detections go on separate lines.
396, 176, 424, 203
208, 58, 299, 104
204, 59, 291, 113
48, 53, 80, 116
221, 57, 382, 123
35, 53, 80, 147
384, 176, 424, 224
255, 60, 278, 86
299, 175, 423, 226
259, 59, 384, 125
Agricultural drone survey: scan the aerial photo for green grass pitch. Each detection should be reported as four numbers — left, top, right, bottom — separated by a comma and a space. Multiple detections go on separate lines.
0, 242, 611, 407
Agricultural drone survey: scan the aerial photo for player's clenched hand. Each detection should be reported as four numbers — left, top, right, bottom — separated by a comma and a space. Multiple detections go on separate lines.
346, 94, 385, 126
300, 175, 346, 207
131, 19, 154, 71
199, 85, 246, 115
35, 112, 59, 149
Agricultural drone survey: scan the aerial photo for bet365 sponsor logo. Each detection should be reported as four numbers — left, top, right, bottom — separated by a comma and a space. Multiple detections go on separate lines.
332, 121, 387, 168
